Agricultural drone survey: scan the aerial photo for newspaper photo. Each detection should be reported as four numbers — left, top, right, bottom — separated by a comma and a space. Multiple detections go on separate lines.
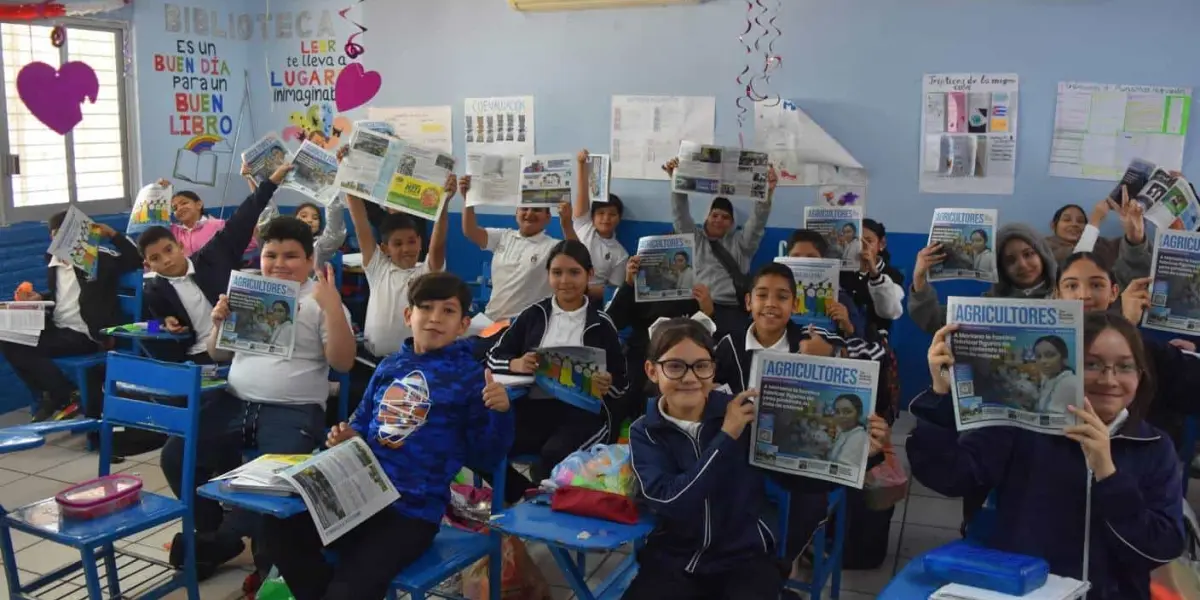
216, 271, 301, 359
356, 120, 395, 136
1136, 168, 1200, 231
748, 351, 879, 488
465, 153, 521, 207
586, 153, 610, 204
282, 140, 340, 205
671, 141, 771, 201
0, 301, 52, 347
774, 257, 842, 330
946, 297, 1084, 434
241, 133, 289, 182
1109, 158, 1156, 204
276, 437, 400, 546
926, 208, 999, 283
1144, 229, 1200, 335
336, 123, 456, 221
802, 206, 863, 271
535, 346, 607, 414
47, 206, 102, 280
520, 154, 574, 207
128, 182, 172, 235
635, 234, 696, 302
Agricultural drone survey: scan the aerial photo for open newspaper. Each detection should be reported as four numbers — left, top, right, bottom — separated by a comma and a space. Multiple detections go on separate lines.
127, 182, 172, 235
47, 206, 102, 280
534, 346, 606, 414
635, 234, 696, 302
947, 297, 1084, 434
1110, 158, 1156, 204
802, 206, 863, 271
335, 123, 456, 221
774, 257, 841, 330
0, 301, 53, 347
1144, 229, 1200, 335
749, 351, 879, 488
282, 140, 340, 205
464, 153, 522, 207
242, 133, 289, 182
212, 453, 309, 496
586, 153, 610, 204
520, 154, 574, 207
672, 141, 770, 201
216, 271, 301, 358
927, 208, 999, 283
1135, 167, 1200, 231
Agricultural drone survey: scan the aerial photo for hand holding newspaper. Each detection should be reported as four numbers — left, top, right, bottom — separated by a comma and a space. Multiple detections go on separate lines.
241, 134, 289, 182
1135, 166, 1200, 231
282, 141, 340, 205
534, 346, 607, 414
926, 209, 999, 283
127, 182, 172, 235
216, 271, 300, 358
465, 153, 521, 207
47, 206, 103, 280
1143, 229, 1200, 334
774, 257, 841, 330
520, 154, 574, 207
0, 301, 53, 347
946, 297, 1084, 434
635, 234, 696, 302
671, 141, 771, 201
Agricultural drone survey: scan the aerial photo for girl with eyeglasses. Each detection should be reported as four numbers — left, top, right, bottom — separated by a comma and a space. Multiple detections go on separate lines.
908, 312, 1184, 599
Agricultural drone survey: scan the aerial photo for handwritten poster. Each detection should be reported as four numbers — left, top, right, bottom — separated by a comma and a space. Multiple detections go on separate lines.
367, 106, 454, 155
268, 6, 357, 152
155, 36, 233, 187
464, 96, 534, 156
920, 73, 1019, 195
610, 95, 715, 181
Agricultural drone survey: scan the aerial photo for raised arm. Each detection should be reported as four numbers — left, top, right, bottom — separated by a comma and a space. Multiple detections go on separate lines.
459, 175, 489, 249
345, 193, 378, 267
314, 265, 355, 373
426, 174, 456, 272
664, 158, 697, 234
574, 149, 591, 220
314, 197, 347, 266
735, 165, 776, 255
207, 164, 289, 265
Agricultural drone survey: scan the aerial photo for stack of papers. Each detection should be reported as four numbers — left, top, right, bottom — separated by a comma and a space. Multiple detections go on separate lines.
932, 575, 1089, 600
212, 454, 310, 496
0, 301, 53, 347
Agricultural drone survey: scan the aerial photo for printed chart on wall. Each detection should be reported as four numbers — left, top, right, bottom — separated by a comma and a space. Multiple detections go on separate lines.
464, 96, 534, 156
755, 100, 865, 189
1049, 82, 1192, 181
611, 95, 715, 181
367, 106, 454, 155
920, 74, 1019, 195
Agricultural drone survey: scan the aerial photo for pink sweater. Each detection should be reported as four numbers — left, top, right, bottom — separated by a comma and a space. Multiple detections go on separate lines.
171, 217, 258, 257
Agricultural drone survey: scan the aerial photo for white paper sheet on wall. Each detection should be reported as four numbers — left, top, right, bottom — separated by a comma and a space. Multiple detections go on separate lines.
610, 95, 715, 181
366, 106, 454, 155
919, 73, 1019, 195
464, 96, 535, 156
1049, 81, 1192, 182
755, 100, 864, 188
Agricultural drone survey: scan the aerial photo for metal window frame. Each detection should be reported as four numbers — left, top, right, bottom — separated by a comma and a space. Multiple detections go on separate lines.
0, 18, 134, 227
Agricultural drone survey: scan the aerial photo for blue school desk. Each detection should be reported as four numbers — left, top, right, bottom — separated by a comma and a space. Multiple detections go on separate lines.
878, 555, 946, 598
197, 481, 306, 518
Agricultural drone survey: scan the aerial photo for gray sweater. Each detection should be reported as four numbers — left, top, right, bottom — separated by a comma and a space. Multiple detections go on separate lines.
670, 192, 772, 305
257, 197, 347, 269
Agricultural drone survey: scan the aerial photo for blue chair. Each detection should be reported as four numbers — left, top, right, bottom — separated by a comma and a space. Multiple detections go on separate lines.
469, 260, 492, 314
0, 353, 203, 599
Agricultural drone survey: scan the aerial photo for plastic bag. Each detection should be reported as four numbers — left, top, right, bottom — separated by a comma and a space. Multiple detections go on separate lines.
863, 441, 908, 510
548, 443, 634, 496
462, 536, 551, 600
255, 570, 295, 600
447, 483, 493, 531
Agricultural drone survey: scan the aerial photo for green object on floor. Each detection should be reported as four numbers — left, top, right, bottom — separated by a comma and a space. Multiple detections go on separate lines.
255, 576, 294, 600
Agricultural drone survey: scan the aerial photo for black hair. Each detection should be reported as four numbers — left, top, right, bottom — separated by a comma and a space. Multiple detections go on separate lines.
137, 226, 177, 255
407, 271, 472, 316
834, 393, 864, 420
378, 213, 421, 244
1057, 251, 1116, 286
172, 190, 202, 204
270, 300, 292, 322
673, 251, 690, 265
545, 240, 593, 272
709, 197, 734, 217
1032, 335, 1072, 373
295, 202, 324, 234
751, 262, 797, 296
862, 218, 891, 262
48, 210, 67, 234
260, 216, 315, 258
786, 229, 829, 256
840, 222, 858, 236
970, 229, 990, 249
591, 193, 624, 218
647, 318, 715, 362
1084, 312, 1153, 426
1052, 204, 1087, 227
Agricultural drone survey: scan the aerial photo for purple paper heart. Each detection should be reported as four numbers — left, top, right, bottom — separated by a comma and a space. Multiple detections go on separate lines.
17, 61, 99, 135
334, 62, 381, 112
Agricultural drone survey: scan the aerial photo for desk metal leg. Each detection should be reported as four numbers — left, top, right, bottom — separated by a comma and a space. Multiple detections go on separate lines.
0, 510, 21, 596
548, 546, 595, 600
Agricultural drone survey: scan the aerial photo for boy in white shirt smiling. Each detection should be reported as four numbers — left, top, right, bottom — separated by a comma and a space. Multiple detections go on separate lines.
572, 149, 628, 302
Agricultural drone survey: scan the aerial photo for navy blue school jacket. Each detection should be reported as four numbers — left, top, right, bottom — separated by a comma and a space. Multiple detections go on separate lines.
907, 389, 1184, 600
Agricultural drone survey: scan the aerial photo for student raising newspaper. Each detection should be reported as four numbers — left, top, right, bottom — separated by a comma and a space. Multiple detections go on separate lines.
1044, 185, 1151, 287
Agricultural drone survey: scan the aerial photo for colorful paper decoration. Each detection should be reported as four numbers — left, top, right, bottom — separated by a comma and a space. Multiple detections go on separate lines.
17, 61, 99, 135
0, 0, 129, 20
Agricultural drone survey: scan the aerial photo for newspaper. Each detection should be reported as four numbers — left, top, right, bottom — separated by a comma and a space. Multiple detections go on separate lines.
241, 133, 289, 182
1144, 229, 1200, 335
946, 297, 1084, 434
0, 301, 53, 347
534, 346, 606, 414
47, 206, 102, 280
464, 153, 521, 207
335, 123, 456, 221
802, 206, 863, 271
1109, 158, 1155, 204
274, 437, 400, 545
127, 182, 172, 235
774, 257, 841, 330
748, 351, 879, 488
356, 120, 395, 136
212, 453, 310, 496
282, 141, 340, 205
585, 153, 610, 204
216, 271, 301, 358
520, 154, 574, 207
635, 234, 696, 302
671, 141, 771, 201
926, 208, 999, 283
1136, 167, 1200, 231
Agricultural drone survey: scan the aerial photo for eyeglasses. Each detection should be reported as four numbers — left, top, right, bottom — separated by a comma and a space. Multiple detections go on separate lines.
655, 359, 717, 381
1083, 360, 1140, 378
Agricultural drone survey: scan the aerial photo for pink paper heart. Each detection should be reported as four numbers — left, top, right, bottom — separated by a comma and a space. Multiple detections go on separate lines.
334, 63, 381, 112
17, 61, 99, 135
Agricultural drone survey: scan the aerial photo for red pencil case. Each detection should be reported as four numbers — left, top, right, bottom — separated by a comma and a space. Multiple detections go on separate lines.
55, 474, 143, 520
551, 486, 639, 525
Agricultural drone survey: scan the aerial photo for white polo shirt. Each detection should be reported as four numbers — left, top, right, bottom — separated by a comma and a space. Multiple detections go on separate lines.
483, 228, 559, 321
363, 252, 430, 358
160, 259, 213, 356
540, 297, 588, 348
574, 221, 628, 288
48, 257, 89, 337
746, 328, 789, 352
227, 280, 351, 407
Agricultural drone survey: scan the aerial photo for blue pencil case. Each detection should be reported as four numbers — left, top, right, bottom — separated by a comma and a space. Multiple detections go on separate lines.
922, 541, 1049, 596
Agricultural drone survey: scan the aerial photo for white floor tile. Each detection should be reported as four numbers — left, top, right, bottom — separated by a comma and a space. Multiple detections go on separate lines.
898, 495, 962, 530
896, 524, 959, 559
39, 455, 130, 485
0, 475, 71, 509
125, 448, 163, 466
0, 469, 26, 488
0, 411, 31, 428
14, 540, 77, 575
162, 565, 247, 600
0, 444, 88, 475
122, 464, 170, 494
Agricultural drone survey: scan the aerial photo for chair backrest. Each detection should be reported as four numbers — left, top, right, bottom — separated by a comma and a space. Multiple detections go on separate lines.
116, 269, 144, 321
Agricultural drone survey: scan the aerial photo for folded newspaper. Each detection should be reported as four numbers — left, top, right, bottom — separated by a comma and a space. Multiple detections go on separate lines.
214, 438, 399, 546
464, 153, 521, 207
1144, 229, 1200, 335
241, 134, 289, 182
282, 140, 340, 205
749, 351, 880, 488
927, 208, 999, 283
635, 234, 696, 302
216, 271, 300, 359
534, 346, 606, 414
335, 122, 456, 221
672, 141, 771, 201
47, 206, 102, 280
803, 206, 863, 271
947, 297, 1084, 434
213, 453, 310, 496
773, 257, 841, 330
1135, 166, 1200, 231
520, 154, 574, 207
0, 301, 53, 347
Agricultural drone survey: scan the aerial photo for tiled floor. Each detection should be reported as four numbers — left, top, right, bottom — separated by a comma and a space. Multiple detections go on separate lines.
0, 411, 963, 599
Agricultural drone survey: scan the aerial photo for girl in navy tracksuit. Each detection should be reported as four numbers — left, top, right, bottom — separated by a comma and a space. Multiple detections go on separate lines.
486, 240, 628, 503
909, 311, 1184, 600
